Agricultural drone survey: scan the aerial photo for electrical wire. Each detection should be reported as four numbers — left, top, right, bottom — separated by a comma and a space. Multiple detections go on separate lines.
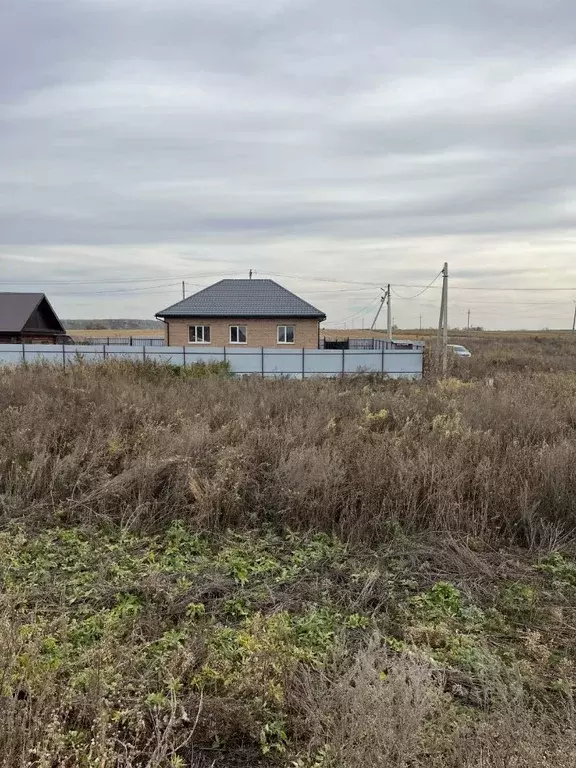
263, 269, 576, 293
5, 261, 576, 294
260, 270, 383, 288
327, 295, 383, 326
1, 270, 245, 286
391, 270, 443, 300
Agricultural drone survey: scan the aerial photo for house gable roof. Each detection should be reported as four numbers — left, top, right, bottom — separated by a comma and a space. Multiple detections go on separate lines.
0, 293, 66, 334
156, 279, 326, 320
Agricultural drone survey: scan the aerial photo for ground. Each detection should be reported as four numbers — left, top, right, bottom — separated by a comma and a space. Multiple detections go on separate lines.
1, 347, 576, 766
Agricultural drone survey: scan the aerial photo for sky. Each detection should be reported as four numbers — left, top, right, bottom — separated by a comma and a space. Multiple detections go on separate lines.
2, 0, 576, 329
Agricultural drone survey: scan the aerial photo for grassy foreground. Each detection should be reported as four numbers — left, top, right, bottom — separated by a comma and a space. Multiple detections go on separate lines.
2, 361, 576, 766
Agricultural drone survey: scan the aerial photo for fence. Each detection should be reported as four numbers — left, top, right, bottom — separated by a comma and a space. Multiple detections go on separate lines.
321, 337, 420, 351
0, 344, 424, 379
73, 336, 165, 346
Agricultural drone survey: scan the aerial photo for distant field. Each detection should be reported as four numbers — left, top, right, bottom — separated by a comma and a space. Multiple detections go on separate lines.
71, 328, 164, 340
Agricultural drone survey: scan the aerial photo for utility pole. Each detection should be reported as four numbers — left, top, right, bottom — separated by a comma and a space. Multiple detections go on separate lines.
467, 308, 470, 330
370, 291, 386, 331
182, 281, 185, 300
387, 283, 392, 340
572, 301, 576, 332
419, 314, 422, 330
437, 263, 448, 375
249, 269, 253, 279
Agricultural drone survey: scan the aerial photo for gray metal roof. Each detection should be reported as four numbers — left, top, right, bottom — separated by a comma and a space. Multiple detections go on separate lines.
156, 279, 326, 319
0, 293, 66, 334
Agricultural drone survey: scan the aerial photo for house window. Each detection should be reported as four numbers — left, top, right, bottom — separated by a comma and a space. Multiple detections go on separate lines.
229, 325, 247, 344
189, 325, 211, 344
277, 325, 295, 344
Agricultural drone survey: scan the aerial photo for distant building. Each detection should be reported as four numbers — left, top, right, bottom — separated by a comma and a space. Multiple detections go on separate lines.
156, 279, 326, 349
0, 293, 67, 344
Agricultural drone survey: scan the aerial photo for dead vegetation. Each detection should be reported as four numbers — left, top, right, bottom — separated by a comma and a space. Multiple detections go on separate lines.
1, 358, 576, 765
2, 360, 576, 546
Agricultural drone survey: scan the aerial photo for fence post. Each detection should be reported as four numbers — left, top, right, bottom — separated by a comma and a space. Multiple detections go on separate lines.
21, 342, 26, 364
183, 345, 186, 367
143, 346, 146, 362
261, 347, 265, 378
302, 347, 305, 380
381, 345, 385, 376
341, 348, 345, 377
223, 346, 227, 364
62, 343, 66, 369
103, 344, 106, 361
130, 336, 133, 346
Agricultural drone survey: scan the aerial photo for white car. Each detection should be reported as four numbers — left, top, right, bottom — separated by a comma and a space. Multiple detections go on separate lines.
447, 344, 472, 358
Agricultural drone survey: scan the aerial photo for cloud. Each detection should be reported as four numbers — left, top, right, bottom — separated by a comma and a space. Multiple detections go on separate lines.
1, 0, 576, 328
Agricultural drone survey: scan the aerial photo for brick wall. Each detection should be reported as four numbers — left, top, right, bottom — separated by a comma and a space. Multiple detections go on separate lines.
164, 317, 320, 348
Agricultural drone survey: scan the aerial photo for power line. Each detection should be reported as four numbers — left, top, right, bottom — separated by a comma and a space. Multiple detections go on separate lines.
262, 270, 384, 288
1, 270, 246, 287
261, 269, 576, 293
391, 270, 443, 300
46, 283, 187, 297
325, 295, 383, 326
348, 296, 383, 320
5, 263, 576, 294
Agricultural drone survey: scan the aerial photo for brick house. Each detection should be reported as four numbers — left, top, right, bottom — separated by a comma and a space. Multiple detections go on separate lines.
155, 279, 326, 348
0, 293, 67, 344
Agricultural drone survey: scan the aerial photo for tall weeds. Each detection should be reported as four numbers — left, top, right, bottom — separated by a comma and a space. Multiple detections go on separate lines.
1, 362, 576, 547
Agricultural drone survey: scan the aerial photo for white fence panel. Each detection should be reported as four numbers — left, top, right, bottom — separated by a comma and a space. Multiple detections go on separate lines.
100, 344, 142, 362
264, 348, 302, 376
22, 344, 68, 365
144, 346, 185, 365
71, 346, 105, 363
383, 350, 422, 379
342, 350, 383, 374
225, 348, 264, 375
0, 344, 23, 365
303, 349, 345, 376
184, 347, 227, 366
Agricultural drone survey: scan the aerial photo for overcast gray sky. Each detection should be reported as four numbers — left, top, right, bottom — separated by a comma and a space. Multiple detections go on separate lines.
2, 0, 576, 329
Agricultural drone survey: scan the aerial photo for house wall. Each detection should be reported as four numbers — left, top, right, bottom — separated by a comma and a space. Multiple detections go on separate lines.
164, 317, 320, 348
0, 333, 61, 344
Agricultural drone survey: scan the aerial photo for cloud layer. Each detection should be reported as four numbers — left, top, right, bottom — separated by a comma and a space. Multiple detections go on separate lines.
2, 0, 576, 327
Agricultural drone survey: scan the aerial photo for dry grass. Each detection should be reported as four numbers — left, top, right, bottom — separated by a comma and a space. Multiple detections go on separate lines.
2, 359, 576, 765
2, 361, 576, 545
294, 638, 576, 768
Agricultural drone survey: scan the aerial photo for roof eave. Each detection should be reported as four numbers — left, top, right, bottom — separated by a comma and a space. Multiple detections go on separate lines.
156, 312, 326, 320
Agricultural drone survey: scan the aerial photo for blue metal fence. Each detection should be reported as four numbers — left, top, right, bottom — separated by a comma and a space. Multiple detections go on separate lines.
0, 343, 424, 379
73, 336, 165, 346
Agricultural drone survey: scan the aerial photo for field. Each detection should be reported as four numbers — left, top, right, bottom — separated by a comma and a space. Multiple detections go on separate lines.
71, 328, 164, 340
2, 341, 576, 766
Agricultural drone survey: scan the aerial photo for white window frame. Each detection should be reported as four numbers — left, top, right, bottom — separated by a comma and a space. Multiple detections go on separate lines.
188, 325, 211, 344
277, 325, 295, 344
229, 325, 248, 344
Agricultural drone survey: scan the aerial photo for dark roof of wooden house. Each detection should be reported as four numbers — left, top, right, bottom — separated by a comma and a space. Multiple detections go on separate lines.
0, 293, 66, 335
